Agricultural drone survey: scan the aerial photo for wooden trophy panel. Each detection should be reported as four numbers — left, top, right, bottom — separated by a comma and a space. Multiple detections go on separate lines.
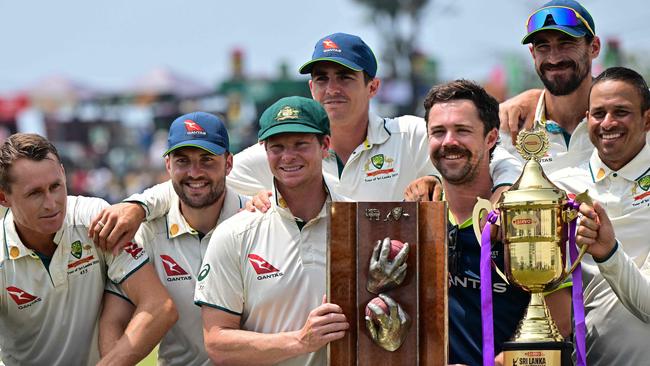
328, 202, 447, 366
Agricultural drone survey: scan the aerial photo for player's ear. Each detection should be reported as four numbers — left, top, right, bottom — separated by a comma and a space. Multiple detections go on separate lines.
0, 190, 10, 208
225, 152, 234, 175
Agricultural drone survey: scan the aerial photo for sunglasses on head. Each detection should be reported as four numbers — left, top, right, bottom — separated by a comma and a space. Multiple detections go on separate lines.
526, 6, 595, 37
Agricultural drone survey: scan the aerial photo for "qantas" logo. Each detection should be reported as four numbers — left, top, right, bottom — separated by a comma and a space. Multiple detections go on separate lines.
160, 255, 192, 282
247, 254, 284, 280
7, 286, 42, 309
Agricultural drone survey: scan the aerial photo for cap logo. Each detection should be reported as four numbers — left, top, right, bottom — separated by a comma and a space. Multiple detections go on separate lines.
322, 39, 342, 53
184, 119, 207, 136
275, 106, 301, 121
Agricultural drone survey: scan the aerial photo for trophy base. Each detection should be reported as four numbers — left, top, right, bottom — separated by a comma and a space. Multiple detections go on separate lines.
502, 341, 573, 366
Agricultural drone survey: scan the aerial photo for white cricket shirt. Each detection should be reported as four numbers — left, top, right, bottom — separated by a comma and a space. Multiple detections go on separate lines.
195, 184, 344, 366
550, 144, 650, 365
0, 196, 149, 366
108, 188, 246, 366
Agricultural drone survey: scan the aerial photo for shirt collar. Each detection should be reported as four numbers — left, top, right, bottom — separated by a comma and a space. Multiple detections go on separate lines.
447, 210, 473, 229
364, 112, 391, 148
589, 143, 650, 183
2, 208, 65, 261
166, 188, 244, 239
534, 90, 587, 132
271, 178, 334, 223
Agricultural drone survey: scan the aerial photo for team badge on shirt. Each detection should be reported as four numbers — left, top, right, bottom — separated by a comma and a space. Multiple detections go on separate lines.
248, 254, 284, 280
7, 286, 42, 309
364, 154, 397, 179
71, 240, 83, 259
637, 175, 650, 191
68, 240, 99, 274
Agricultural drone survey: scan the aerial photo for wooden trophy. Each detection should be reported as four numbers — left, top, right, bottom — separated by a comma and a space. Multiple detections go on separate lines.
328, 201, 448, 365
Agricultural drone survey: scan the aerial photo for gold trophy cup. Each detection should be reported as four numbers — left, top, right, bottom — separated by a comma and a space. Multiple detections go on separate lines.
472, 128, 589, 366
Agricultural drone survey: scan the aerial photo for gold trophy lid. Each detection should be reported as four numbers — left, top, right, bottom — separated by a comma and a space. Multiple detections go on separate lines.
501, 128, 566, 205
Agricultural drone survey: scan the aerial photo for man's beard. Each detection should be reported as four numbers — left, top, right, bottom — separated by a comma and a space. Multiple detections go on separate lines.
432, 145, 481, 185
537, 58, 590, 96
172, 178, 224, 209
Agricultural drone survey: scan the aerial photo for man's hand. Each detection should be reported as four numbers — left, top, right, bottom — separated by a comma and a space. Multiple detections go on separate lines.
576, 201, 617, 261
404, 176, 442, 201
367, 237, 409, 294
244, 190, 273, 213
296, 295, 349, 353
89, 202, 146, 256
365, 294, 411, 352
499, 89, 542, 144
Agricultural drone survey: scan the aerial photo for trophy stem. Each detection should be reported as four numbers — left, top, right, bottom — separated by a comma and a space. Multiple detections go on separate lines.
512, 293, 564, 342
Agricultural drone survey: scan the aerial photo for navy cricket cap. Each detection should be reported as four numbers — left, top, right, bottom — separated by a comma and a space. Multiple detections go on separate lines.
522, 0, 595, 44
164, 112, 229, 156
299, 33, 378, 78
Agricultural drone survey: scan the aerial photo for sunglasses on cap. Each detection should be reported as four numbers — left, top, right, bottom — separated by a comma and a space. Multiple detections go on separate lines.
526, 6, 595, 37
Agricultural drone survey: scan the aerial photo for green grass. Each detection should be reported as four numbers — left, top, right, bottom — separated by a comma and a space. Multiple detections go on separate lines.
137, 346, 158, 366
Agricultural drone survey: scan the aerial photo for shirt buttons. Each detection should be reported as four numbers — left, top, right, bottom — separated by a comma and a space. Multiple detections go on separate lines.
613, 173, 618, 178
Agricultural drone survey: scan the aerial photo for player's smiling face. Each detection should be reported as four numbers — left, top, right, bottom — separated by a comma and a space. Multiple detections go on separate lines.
427, 100, 497, 185
588, 79, 650, 170
166, 147, 232, 209
0, 153, 67, 243
309, 62, 378, 124
264, 133, 329, 190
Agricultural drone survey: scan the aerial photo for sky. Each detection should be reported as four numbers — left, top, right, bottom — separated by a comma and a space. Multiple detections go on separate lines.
1, 0, 649, 94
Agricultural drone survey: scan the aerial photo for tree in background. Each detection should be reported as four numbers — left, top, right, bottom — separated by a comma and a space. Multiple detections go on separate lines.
353, 0, 435, 113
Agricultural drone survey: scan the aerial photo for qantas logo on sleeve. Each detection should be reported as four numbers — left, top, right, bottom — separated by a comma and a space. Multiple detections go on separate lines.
7, 286, 42, 309
247, 254, 284, 280
124, 242, 144, 260
160, 255, 192, 282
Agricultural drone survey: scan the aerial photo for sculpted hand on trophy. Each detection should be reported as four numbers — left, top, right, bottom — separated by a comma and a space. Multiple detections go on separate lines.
366, 237, 409, 294
365, 294, 411, 352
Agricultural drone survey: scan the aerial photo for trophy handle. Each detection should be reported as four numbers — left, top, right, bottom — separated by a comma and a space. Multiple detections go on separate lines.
566, 190, 592, 275
567, 245, 588, 275
471, 197, 495, 243
472, 198, 509, 284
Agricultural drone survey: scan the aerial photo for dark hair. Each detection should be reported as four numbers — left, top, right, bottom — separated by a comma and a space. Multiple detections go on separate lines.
591, 67, 650, 112
423, 79, 500, 158
0, 133, 61, 192
363, 71, 374, 85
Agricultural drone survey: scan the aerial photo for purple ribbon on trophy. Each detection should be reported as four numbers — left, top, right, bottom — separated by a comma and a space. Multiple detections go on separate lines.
480, 210, 500, 366
479, 200, 586, 366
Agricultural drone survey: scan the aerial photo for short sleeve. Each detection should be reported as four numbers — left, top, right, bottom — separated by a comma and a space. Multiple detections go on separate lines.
105, 239, 149, 284
408, 116, 438, 178
194, 223, 244, 315
227, 143, 273, 196
490, 145, 523, 189
123, 180, 174, 222
104, 280, 134, 306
